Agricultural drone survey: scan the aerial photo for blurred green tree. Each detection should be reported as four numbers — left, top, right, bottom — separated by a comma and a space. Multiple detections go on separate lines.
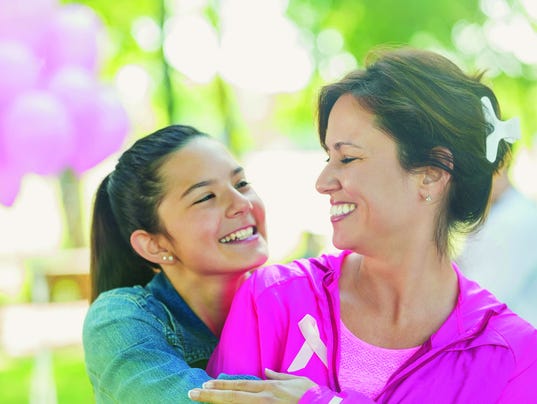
68, 0, 537, 151
57, 0, 536, 249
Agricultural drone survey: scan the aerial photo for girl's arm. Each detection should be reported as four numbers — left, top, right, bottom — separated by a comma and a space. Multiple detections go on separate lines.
83, 292, 214, 403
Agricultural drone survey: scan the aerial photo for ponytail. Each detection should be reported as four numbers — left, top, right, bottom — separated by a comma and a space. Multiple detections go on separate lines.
90, 175, 154, 302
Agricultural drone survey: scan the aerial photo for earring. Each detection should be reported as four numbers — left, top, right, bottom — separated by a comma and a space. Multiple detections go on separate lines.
162, 255, 174, 262
425, 195, 432, 202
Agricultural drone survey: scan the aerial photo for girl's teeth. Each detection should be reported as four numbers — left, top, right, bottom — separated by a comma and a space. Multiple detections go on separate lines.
219, 227, 254, 243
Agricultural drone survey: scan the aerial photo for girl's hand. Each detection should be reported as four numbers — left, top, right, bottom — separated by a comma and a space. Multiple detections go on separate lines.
188, 369, 316, 403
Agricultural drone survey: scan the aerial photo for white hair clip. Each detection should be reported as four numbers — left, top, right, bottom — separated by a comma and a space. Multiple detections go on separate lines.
481, 96, 521, 163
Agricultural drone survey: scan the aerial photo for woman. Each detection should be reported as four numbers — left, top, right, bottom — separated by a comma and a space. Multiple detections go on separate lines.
189, 48, 537, 403
82, 125, 268, 402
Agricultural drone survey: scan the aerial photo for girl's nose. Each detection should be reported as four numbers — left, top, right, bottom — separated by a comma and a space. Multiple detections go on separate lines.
227, 190, 253, 217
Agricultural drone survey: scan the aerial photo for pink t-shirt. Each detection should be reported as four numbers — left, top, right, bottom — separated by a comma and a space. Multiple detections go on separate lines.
339, 320, 420, 398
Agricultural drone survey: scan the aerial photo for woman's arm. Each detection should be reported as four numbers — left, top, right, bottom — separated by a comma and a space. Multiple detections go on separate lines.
498, 357, 537, 403
188, 370, 375, 403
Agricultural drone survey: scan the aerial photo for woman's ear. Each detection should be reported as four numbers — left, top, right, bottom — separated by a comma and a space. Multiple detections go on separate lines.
130, 230, 168, 265
419, 165, 451, 202
418, 147, 453, 202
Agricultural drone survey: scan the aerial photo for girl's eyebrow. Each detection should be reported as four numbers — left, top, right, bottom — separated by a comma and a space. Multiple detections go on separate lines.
232, 166, 244, 176
181, 166, 245, 198
181, 180, 213, 198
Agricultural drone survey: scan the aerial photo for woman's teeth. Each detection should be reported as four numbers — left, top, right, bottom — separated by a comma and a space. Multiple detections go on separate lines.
330, 203, 356, 219
219, 226, 255, 243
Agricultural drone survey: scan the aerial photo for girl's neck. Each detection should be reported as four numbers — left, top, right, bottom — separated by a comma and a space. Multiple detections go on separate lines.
164, 267, 245, 336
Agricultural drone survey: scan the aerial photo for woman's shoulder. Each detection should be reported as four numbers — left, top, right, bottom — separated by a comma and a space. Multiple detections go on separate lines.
488, 308, 537, 368
245, 250, 351, 293
491, 307, 537, 341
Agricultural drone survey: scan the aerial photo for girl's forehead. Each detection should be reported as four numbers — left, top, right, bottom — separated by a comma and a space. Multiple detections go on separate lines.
161, 138, 238, 183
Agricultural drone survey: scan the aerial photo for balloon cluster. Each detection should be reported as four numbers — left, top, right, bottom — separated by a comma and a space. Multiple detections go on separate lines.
0, 0, 129, 206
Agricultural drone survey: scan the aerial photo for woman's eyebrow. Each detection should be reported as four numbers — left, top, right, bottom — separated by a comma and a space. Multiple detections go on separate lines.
333, 141, 363, 150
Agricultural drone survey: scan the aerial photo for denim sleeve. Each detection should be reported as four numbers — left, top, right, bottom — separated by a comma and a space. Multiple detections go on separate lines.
83, 292, 213, 404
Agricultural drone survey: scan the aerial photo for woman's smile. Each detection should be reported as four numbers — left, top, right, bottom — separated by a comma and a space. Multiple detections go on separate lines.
330, 203, 357, 222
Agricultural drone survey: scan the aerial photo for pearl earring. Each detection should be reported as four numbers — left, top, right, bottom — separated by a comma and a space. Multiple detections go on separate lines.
425, 195, 432, 202
162, 255, 174, 261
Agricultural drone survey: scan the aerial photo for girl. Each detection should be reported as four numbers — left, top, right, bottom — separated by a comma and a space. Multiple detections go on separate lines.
83, 124, 268, 402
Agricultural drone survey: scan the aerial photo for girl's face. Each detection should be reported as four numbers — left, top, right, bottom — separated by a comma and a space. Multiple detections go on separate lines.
316, 94, 422, 256
157, 137, 268, 276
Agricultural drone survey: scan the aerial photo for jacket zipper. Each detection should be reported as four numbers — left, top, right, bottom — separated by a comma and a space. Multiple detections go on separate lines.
323, 273, 342, 393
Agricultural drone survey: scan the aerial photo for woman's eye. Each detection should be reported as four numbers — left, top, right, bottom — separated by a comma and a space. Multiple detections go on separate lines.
193, 194, 215, 204
341, 157, 358, 164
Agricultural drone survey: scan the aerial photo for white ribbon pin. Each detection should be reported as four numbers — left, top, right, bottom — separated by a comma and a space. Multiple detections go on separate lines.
287, 314, 328, 372
481, 96, 521, 163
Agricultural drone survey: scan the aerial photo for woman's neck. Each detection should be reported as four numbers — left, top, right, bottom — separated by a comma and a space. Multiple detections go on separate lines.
340, 251, 458, 348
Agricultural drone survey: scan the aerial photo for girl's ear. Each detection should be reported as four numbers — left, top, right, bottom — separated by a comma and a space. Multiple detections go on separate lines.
130, 230, 169, 265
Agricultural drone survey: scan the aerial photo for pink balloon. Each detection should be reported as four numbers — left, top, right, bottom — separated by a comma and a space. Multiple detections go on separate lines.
48, 65, 100, 134
70, 87, 129, 174
0, 161, 23, 207
0, 0, 58, 50
0, 127, 23, 206
48, 67, 130, 174
0, 41, 41, 110
36, 4, 102, 75
1, 90, 75, 175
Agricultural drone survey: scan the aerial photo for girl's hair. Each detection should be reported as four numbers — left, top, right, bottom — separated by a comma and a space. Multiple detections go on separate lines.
317, 47, 512, 257
90, 124, 209, 302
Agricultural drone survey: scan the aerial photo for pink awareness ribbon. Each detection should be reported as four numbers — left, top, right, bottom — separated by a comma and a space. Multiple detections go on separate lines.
287, 314, 328, 372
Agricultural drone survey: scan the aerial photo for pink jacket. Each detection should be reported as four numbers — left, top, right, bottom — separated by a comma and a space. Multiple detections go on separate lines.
207, 250, 537, 403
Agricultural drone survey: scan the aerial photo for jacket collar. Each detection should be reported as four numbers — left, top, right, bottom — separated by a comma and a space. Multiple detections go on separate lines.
316, 252, 507, 347
146, 272, 218, 357
429, 263, 507, 348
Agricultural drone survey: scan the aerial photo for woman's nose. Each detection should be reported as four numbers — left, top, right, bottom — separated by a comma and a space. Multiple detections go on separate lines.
315, 165, 339, 195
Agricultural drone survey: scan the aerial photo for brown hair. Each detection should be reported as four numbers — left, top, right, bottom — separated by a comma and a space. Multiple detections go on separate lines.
318, 47, 512, 256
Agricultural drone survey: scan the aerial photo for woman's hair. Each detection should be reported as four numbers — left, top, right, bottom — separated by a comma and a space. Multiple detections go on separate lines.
317, 47, 512, 256
90, 124, 209, 302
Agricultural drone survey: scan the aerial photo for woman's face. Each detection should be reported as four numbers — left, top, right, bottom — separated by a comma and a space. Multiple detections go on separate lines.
157, 137, 268, 275
316, 94, 422, 256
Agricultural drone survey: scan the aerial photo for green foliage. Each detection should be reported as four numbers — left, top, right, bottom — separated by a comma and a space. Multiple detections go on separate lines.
0, 354, 33, 403
54, 347, 94, 403
0, 347, 92, 403
65, 0, 537, 150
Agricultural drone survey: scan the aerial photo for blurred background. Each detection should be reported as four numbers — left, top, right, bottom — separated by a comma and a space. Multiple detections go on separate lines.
1, 0, 536, 402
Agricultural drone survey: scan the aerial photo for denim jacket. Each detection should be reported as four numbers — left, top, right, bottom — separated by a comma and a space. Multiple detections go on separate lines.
83, 272, 218, 403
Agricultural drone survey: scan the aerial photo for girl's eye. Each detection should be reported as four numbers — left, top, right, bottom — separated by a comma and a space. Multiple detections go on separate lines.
193, 193, 215, 204
341, 157, 358, 164
235, 180, 250, 189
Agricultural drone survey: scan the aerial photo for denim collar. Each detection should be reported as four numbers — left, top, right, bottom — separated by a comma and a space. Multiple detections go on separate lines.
146, 271, 218, 361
